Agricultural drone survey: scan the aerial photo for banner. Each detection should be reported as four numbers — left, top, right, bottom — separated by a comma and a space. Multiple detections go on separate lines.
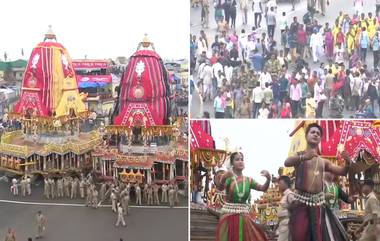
72, 61, 108, 69
77, 75, 112, 83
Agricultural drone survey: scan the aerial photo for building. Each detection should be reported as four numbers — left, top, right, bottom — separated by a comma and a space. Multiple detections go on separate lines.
73, 59, 115, 122
0, 59, 27, 82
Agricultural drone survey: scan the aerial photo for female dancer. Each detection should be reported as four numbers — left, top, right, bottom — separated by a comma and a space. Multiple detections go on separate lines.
216, 152, 271, 241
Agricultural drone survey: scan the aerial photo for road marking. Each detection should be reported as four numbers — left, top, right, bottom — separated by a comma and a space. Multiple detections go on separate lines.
0, 199, 188, 209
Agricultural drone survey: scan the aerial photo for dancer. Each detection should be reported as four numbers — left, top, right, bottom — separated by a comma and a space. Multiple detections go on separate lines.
216, 152, 271, 241
284, 123, 351, 241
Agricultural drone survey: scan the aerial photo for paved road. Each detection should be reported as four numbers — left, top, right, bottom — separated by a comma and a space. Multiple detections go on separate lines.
190, 0, 379, 118
0, 180, 188, 241
0, 202, 188, 241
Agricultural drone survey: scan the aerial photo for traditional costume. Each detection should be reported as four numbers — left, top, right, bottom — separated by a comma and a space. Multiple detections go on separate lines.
216, 176, 268, 241
289, 160, 348, 241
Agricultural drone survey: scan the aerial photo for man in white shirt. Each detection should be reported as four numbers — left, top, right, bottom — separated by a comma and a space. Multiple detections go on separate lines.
279, 12, 287, 34
224, 63, 233, 85
252, 0, 263, 29
197, 36, 207, 57
310, 29, 324, 63
115, 203, 126, 227
265, 0, 277, 15
251, 82, 264, 118
240, 0, 249, 25
259, 69, 272, 89
239, 29, 248, 61
26, 176, 31, 195
212, 61, 224, 96
266, 7, 277, 39
350, 72, 362, 111
199, 62, 213, 101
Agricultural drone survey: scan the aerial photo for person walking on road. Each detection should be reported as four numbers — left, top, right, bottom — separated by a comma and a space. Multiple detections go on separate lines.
252, 0, 263, 29
111, 190, 117, 212
92, 189, 99, 209
239, 0, 249, 25
266, 7, 276, 39
161, 183, 168, 203
115, 203, 126, 227
36, 211, 46, 239
230, 0, 237, 29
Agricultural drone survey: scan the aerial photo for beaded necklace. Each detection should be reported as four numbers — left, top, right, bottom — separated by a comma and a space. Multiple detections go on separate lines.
233, 175, 246, 202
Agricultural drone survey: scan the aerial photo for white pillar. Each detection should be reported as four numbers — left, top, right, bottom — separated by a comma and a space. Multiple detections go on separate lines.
147, 169, 152, 184
170, 164, 174, 180
43, 156, 46, 171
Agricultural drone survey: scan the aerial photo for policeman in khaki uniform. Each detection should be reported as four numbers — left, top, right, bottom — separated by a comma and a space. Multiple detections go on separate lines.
355, 179, 380, 241
115, 203, 126, 227
276, 176, 295, 241
26, 176, 31, 195
99, 182, 106, 201
147, 185, 153, 205
20, 177, 26, 197
49, 178, 55, 199
71, 178, 78, 199
153, 183, 160, 205
92, 189, 99, 209
168, 185, 176, 208
79, 179, 85, 198
57, 178, 64, 197
161, 183, 168, 203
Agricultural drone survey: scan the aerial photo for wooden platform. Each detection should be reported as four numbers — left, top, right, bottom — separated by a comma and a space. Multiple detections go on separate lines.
190, 209, 218, 241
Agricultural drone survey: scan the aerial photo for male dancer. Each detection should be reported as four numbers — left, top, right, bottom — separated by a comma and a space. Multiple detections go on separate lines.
284, 123, 351, 241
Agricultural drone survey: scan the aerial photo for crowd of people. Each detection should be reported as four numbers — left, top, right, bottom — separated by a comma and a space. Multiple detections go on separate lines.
9, 174, 181, 208
191, 0, 380, 119
5, 173, 181, 239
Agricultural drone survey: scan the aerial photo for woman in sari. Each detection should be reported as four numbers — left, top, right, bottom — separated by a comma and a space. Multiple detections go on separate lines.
325, 28, 335, 61
216, 152, 271, 241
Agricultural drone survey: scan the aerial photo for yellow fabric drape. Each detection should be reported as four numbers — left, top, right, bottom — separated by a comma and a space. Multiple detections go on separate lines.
55, 51, 86, 117
52, 48, 64, 111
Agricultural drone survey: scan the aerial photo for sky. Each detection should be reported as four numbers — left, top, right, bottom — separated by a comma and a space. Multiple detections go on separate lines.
0, 0, 189, 61
210, 119, 296, 199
